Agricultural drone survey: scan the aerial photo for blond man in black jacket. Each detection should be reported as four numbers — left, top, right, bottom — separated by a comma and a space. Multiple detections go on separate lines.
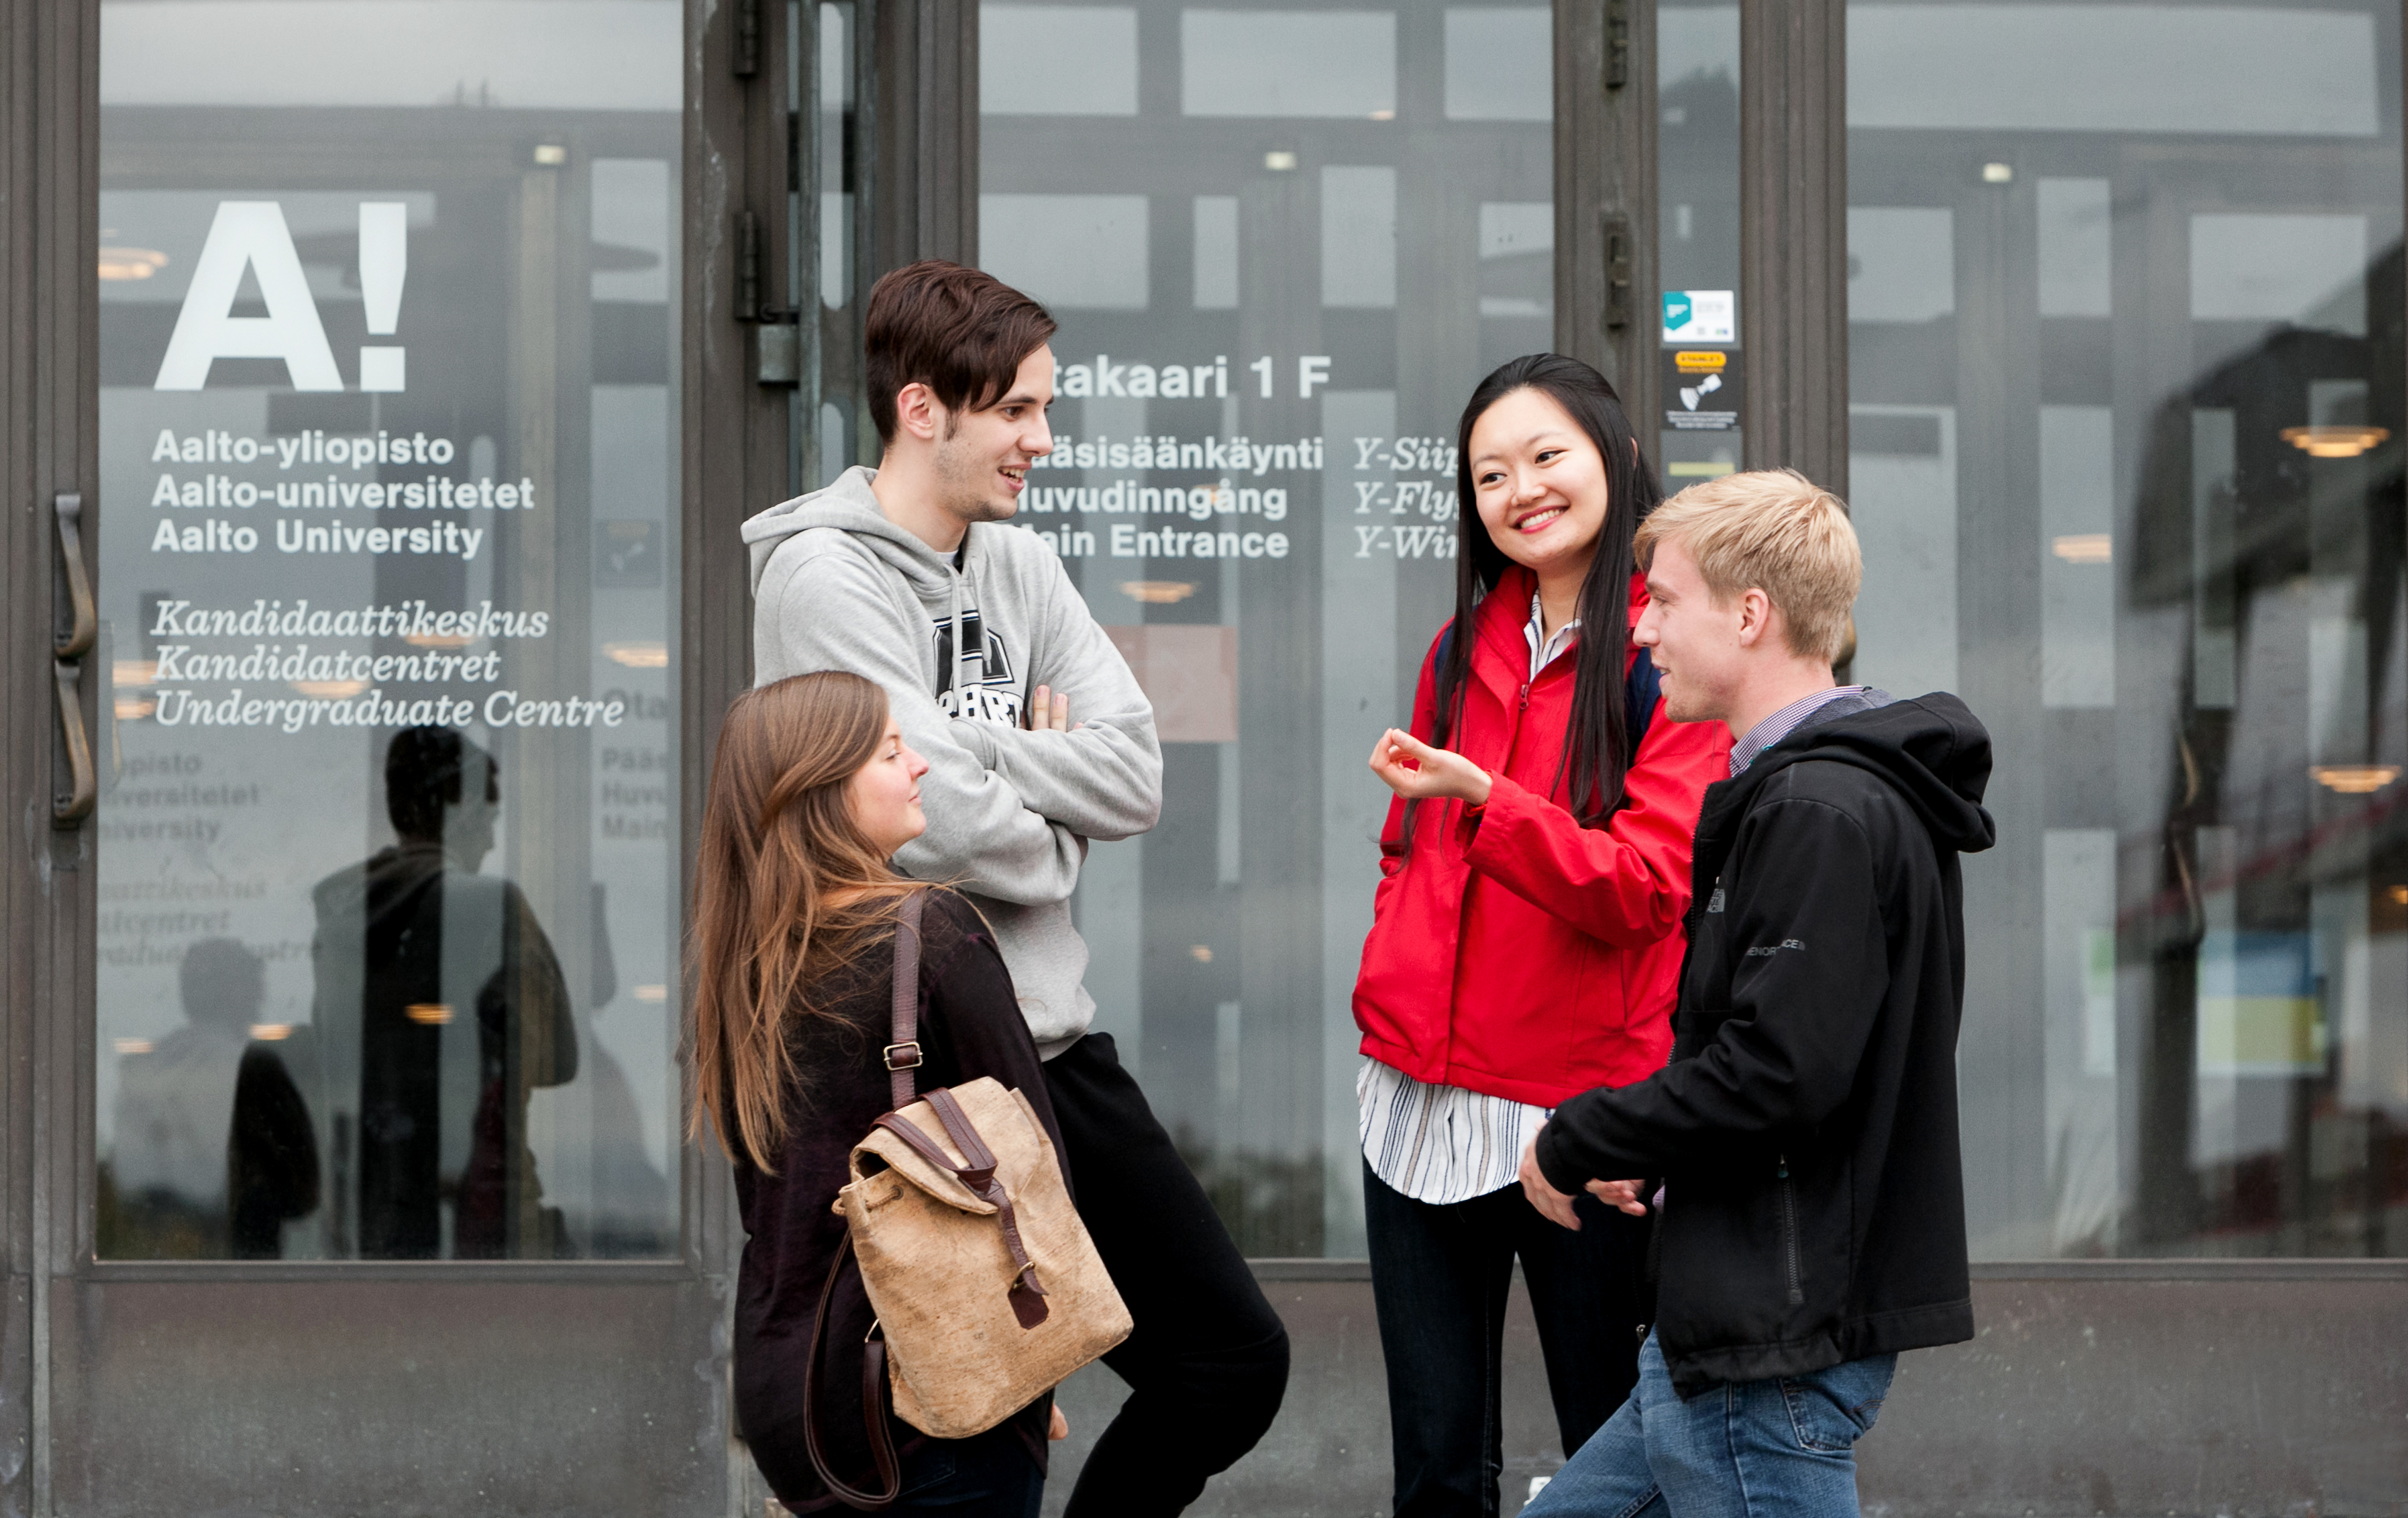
1518, 469, 1995, 1518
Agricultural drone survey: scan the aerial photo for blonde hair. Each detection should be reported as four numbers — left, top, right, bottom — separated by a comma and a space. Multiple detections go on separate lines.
1633, 468, 1861, 663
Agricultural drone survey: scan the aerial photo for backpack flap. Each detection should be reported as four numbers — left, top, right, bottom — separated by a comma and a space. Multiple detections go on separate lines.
845, 1115, 1002, 1217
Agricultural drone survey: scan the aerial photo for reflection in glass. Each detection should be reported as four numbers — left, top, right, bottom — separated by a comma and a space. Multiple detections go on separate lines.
310, 729, 577, 1258
94, 0, 682, 1260
1657, 1, 1740, 483
109, 938, 320, 1258
979, 0, 1549, 1255
817, 0, 863, 484
1846, 0, 2407, 1256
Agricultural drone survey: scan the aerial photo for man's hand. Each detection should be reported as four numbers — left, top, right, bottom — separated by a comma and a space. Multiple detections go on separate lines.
1027, 684, 1071, 731
1519, 1130, 1583, 1230
1586, 1178, 1649, 1217
1369, 727, 1492, 806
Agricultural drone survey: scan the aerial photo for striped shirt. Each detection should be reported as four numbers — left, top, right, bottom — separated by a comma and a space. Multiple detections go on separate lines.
1359, 593, 1577, 1205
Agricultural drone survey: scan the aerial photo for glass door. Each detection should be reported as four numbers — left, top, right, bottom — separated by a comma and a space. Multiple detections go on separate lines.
38, 3, 747, 1513
1846, 0, 2408, 1258
97, 0, 682, 1270
976, 0, 1559, 1259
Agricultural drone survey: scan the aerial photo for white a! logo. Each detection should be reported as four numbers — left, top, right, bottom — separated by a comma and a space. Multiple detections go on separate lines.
154, 202, 339, 391
153, 201, 409, 393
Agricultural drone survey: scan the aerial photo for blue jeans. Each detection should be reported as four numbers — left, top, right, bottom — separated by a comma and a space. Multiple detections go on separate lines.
1521, 1331, 1895, 1518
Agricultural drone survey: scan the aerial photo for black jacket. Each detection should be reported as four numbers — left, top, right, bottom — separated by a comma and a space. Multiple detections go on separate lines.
1536, 691, 1995, 1395
731, 889, 1062, 1510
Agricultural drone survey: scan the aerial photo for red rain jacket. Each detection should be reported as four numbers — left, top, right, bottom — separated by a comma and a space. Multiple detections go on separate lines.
1353, 568, 1730, 1107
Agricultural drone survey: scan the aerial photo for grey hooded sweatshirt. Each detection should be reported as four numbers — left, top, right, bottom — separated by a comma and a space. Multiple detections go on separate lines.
743, 466, 1162, 1056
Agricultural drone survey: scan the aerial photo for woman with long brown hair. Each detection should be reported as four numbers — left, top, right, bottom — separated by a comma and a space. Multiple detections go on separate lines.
690, 670, 1063, 1515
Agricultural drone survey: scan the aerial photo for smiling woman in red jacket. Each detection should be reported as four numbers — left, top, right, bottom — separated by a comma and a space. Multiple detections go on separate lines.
1353, 354, 1729, 1518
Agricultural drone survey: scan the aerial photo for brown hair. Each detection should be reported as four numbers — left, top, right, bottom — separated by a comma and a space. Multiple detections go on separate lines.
686, 671, 928, 1172
1633, 467, 1862, 663
864, 260, 1057, 444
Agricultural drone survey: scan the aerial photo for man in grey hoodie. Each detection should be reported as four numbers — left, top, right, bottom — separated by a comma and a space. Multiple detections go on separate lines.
743, 260, 1290, 1515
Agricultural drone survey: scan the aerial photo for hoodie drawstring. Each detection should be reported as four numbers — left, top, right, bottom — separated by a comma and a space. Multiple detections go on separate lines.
947, 558, 968, 716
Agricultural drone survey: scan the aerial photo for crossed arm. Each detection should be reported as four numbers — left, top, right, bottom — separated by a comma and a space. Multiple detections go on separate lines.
770, 550, 1160, 902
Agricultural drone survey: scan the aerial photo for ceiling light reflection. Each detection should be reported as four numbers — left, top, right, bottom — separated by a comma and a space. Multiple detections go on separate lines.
605, 642, 670, 668
1120, 580, 1196, 604
2281, 425, 2389, 458
2310, 764, 2399, 795
99, 247, 168, 281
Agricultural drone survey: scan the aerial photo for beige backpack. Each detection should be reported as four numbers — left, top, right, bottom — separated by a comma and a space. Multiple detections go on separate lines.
803, 891, 1132, 1509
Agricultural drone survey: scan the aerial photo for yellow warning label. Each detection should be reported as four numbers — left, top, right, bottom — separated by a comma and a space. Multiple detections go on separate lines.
1673, 350, 1728, 372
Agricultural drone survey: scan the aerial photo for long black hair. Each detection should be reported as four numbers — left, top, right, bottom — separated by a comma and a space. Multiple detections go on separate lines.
1425, 354, 1662, 829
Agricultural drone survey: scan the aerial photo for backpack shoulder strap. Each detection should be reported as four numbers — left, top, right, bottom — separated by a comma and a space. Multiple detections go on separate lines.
1624, 646, 1661, 755
884, 891, 927, 1112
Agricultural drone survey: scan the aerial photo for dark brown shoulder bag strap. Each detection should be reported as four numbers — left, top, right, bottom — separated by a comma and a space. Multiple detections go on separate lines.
884, 891, 927, 1111
798, 890, 930, 1510
802, 1236, 901, 1510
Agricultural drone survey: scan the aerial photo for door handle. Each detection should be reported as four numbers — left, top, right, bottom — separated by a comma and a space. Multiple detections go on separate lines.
54, 491, 95, 658
53, 660, 95, 827
53, 491, 96, 827
1603, 213, 1634, 330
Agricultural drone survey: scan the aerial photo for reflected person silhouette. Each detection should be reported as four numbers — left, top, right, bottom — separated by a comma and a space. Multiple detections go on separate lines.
229, 1019, 321, 1259
309, 727, 578, 1259
112, 937, 315, 1256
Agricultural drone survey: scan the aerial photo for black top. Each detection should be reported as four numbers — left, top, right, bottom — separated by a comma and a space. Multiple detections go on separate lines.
1537, 692, 1997, 1395
731, 889, 1064, 1508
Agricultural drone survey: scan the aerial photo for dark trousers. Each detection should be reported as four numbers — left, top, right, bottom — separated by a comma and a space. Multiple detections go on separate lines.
1042, 1033, 1292, 1518
887, 1420, 1044, 1516
1364, 1160, 1654, 1518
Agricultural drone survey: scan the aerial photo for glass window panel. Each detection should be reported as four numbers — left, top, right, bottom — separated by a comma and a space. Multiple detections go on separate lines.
980, 194, 1155, 309
1658, 0, 1741, 483
817, 0, 863, 484
1179, 11, 1400, 117
1441, 7, 1550, 121
1847, 0, 2408, 1258
984, 5, 1143, 115
1848, 3, 2380, 136
979, 0, 1547, 1256
96, 0, 683, 1260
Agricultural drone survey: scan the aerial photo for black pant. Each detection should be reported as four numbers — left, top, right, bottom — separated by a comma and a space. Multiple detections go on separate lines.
1364, 1160, 1653, 1518
1042, 1033, 1292, 1517
888, 1419, 1043, 1516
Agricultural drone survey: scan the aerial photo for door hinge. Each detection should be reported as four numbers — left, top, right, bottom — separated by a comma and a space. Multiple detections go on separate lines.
736, 210, 802, 385
1605, 0, 1630, 90
755, 311, 802, 386
1603, 213, 1634, 331
737, 209, 762, 321
734, 0, 761, 77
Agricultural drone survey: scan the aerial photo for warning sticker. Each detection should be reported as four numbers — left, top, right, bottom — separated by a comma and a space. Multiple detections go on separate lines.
1662, 348, 1742, 432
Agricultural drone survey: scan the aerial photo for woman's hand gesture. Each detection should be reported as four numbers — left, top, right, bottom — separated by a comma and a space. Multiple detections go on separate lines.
1369, 728, 1492, 807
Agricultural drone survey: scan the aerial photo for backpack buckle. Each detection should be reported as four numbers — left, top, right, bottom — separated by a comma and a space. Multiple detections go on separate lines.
882, 1041, 923, 1072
